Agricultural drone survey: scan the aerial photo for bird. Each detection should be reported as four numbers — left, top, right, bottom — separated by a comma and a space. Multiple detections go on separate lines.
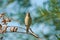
25, 12, 32, 33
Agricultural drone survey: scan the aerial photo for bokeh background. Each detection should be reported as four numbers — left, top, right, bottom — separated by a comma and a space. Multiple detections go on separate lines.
0, 0, 60, 40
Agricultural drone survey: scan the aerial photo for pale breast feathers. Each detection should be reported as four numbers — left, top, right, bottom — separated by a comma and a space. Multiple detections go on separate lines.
25, 16, 32, 25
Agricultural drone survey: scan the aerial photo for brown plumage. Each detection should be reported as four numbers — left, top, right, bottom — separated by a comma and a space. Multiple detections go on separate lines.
25, 12, 32, 33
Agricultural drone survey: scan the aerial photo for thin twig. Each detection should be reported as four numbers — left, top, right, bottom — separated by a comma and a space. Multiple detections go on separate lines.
7, 26, 25, 29
5, 31, 39, 38
29, 32, 39, 38
29, 28, 34, 33
5, 31, 26, 34
29, 28, 39, 38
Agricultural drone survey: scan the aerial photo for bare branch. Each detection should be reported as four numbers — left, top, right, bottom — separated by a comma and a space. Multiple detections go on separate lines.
3, 26, 42, 40
29, 32, 39, 38
5, 31, 26, 34
29, 28, 39, 38
7, 26, 25, 30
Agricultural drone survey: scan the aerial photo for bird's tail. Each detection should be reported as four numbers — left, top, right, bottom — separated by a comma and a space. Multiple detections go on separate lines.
26, 25, 30, 34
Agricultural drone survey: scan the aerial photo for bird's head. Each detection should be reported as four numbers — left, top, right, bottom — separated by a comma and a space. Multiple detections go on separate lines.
26, 12, 30, 16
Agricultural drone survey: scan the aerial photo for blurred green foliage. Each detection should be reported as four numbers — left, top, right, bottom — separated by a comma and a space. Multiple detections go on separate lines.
34, 0, 60, 30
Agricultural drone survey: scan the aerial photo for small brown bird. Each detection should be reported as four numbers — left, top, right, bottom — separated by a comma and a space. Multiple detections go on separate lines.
25, 12, 32, 33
